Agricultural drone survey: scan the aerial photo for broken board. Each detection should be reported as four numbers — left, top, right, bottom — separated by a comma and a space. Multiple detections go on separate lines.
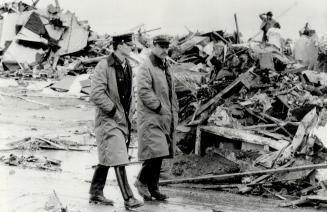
195, 125, 289, 155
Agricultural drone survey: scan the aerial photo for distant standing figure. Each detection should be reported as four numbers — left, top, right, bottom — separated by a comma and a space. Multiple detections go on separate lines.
88, 33, 143, 209
259, 11, 277, 42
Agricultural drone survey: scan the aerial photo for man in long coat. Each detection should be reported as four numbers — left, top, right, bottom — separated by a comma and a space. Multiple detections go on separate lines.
135, 35, 179, 201
89, 33, 143, 209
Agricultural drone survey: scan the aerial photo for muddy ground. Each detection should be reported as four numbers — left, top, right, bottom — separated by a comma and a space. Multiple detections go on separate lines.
0, 84, 322, 211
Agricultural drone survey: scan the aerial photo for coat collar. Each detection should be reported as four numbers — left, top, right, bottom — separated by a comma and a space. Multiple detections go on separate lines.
149, 53, 167, 70
107, 52, 126, 67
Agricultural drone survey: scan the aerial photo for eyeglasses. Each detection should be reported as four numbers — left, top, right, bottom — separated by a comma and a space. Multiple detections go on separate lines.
157, 43, 169, 49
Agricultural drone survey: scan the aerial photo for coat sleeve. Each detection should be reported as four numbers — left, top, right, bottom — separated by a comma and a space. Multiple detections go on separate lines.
90, 60, 116, 115
259, 14, 266, 21
137, 64, 161, 112
171, 71, 179, 125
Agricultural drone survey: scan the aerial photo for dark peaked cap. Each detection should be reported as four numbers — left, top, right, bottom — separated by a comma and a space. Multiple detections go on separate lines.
112, 33, 133, 44
266, 11, 273, 16
153, 35, 170, 46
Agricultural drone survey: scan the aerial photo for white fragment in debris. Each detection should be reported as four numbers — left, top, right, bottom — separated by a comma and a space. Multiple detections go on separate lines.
68, 74, 90, 95
313, 123, 327, 148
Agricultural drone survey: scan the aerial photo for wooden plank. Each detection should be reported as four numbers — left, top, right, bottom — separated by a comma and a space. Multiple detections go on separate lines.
238, 174, 271, 194
263, 187, 288, 200
306, 195, 327, 203
193, 68, 254, 118
167, 183, 241, 190
234, 13, 240, 44
199, 125, 289, 151
245, 108, 269, 123
194, 126, 202, 155
37, 137, 68, 150
255, 130, 291, 142
260, 113, 293, 138
159, 163, 327, 185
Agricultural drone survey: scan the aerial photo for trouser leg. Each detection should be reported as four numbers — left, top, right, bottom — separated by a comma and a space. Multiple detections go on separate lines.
115, 166, 133, 201
89, 164, 109, 196
147, 158, 163, 193
137, 159, 151, 185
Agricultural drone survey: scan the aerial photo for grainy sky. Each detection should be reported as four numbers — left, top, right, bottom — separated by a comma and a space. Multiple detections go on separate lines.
4, 0, 327, 39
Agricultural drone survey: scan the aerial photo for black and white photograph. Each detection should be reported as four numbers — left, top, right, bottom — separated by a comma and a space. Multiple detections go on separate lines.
0, 0, 327, 211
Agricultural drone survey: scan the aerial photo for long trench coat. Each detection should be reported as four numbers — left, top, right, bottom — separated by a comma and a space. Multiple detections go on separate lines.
136, 53, 179, 161
90, 53, 131, 166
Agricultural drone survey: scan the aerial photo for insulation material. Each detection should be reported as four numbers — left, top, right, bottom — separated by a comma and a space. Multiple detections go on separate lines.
56, 12, 89, 55
0, 12, 31, 49
294, 35, 318, 67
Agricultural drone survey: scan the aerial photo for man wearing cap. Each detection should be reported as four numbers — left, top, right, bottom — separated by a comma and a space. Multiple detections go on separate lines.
259, 11, 277, 42
135, 35, 178, 201
88, 33, 143, 209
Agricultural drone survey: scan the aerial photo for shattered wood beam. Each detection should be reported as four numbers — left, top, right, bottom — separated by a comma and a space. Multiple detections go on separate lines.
198, 125, 289, 151
240, 123, 299, 130
167, 183, 241, 190
245, 109, 269, 123
159, 163, 327, 185
259, 113, 293, 138
263, 187, 288, 200
37, 137, 68, 150
193, 67, 255, 119
212, 31, 229, 45
234, 13, 240, 44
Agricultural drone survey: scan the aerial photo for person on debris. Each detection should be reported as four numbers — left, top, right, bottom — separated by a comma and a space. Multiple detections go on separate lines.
88, 33, 143, 209
259, 11, 277, 42
135, 35, 178, 201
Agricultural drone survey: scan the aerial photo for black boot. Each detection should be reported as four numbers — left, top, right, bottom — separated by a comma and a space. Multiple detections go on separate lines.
89, 195, 114, 205
89, 165, 113, 205
148, 181, 168, 201
150, 190, 169, 201
124, 197, 143, 209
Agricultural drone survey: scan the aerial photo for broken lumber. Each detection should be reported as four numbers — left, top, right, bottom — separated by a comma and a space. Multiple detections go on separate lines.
167, 183, 241, 190
234, 13, 240, 44
190, 67, 255, 124
37, 137, 68, 150
259, 113, 293, 138
263, 187, 288, 200
195, 125, 289, 155
159, 163, 327, 185
277, 108, 318, 163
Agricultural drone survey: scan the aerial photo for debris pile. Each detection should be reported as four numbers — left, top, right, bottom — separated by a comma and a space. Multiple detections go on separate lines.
163, 30, 327, 209
0, 153, 61, 171
7, 137, 93, 151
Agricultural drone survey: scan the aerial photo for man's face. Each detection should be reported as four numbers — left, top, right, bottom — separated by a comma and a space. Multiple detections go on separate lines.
118, 41, 135, 56
267, 15, 272, 20
152, 43, 169, 59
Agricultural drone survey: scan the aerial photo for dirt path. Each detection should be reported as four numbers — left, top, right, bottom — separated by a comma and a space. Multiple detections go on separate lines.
0, 86, 322, 211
